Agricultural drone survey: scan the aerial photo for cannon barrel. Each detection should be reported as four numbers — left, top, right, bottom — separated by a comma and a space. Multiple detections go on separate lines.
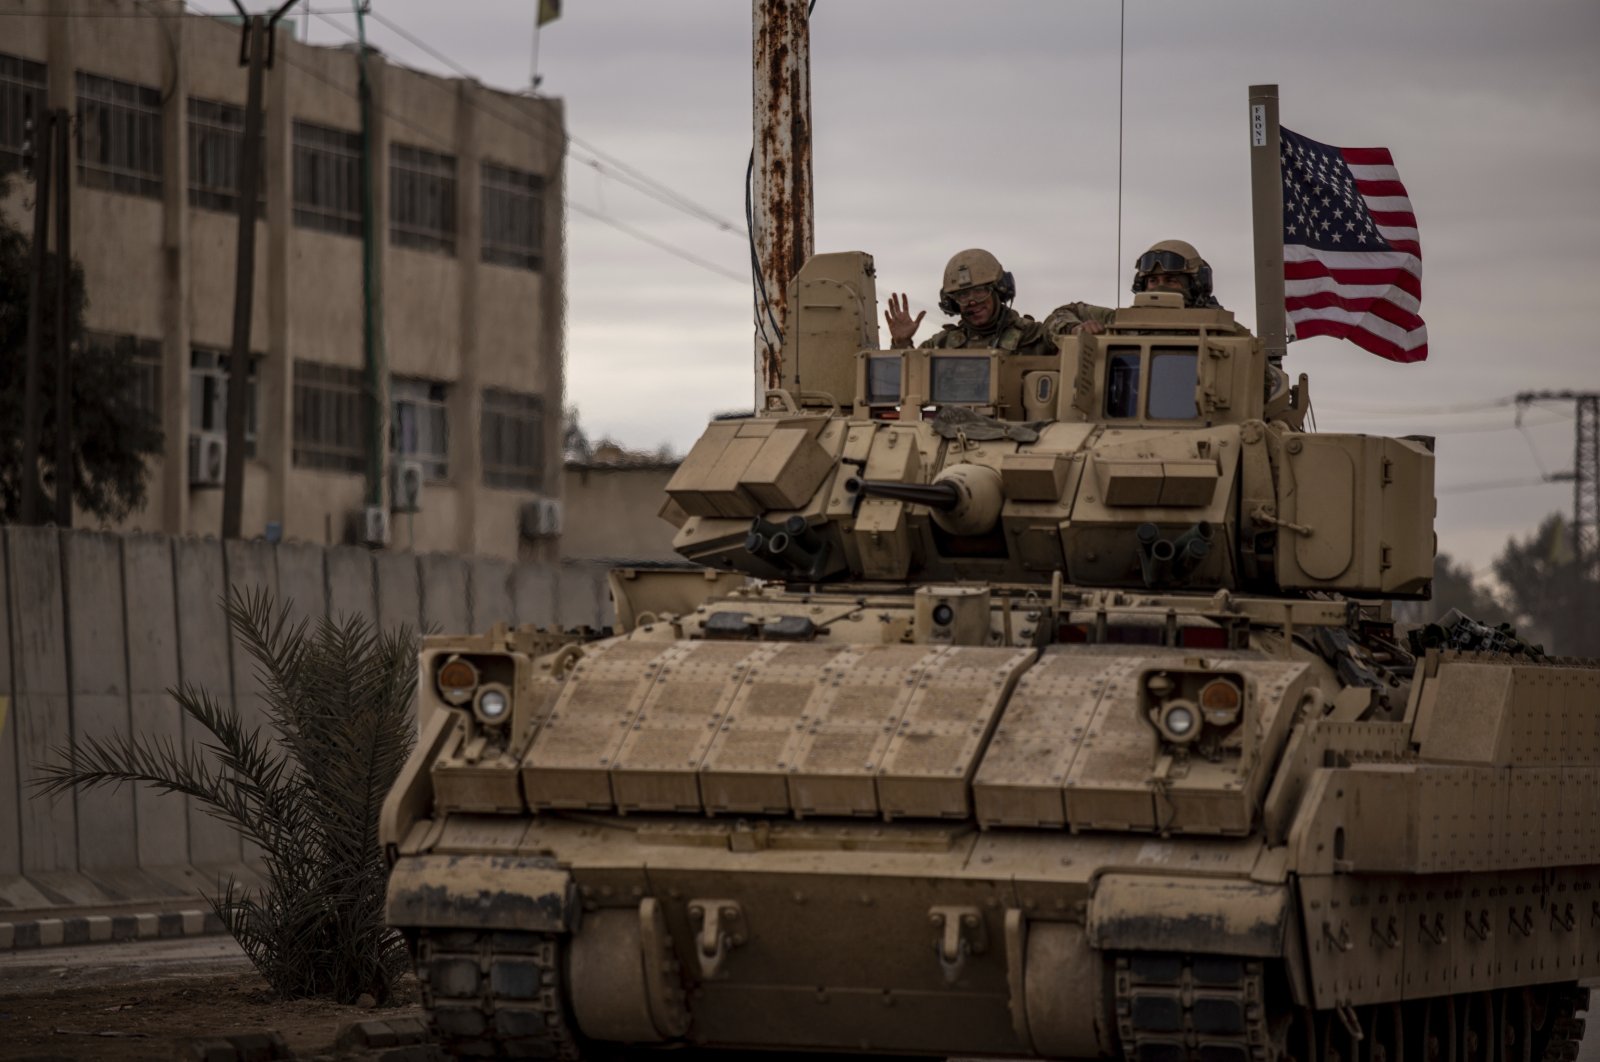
844, 477, 963, 512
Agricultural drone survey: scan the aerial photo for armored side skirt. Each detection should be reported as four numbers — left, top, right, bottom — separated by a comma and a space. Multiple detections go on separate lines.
386, 818, 1289, 1057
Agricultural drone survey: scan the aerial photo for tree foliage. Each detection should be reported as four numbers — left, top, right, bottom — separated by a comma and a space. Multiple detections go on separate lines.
34, 588, 418, 1003
0, 176, 162, 521
1393, 552, 1508, 627
1492, 512, 1600, 658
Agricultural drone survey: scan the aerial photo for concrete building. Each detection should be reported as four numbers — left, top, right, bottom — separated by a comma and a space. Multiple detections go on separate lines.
0, 0, 565, 561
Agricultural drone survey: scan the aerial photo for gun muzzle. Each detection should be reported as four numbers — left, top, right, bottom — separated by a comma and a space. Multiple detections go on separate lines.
844, 477, 963, 511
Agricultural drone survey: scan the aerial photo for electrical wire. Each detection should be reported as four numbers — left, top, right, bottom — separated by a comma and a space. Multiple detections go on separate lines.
570, 202, 745, 284
321, 7, 746, 240
0, 5, 350, 14
261, 19, 746, 287
1438, 476, 1565, 496
1324, 397, 1516, 420
746, 151, 784, 348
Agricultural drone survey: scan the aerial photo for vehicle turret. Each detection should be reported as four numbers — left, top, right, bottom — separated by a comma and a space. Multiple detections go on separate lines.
665, 251, 1435, 599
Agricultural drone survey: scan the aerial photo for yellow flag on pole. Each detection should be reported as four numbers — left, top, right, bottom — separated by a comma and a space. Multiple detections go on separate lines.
538, 0, 561, 26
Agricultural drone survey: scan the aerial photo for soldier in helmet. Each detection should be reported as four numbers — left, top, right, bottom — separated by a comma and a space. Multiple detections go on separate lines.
885, 249, 1057, 355
1046, 239, 1225, 337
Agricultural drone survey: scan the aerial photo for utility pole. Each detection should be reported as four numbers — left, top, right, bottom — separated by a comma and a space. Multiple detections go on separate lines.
354, 1, 386, 518
751, 0, 814, 394
1516, 390, 1599, 654
52, 104, 73, 529
18, 106, 53, 526
1515, 391, 1600, 571
222, 0, 300, 540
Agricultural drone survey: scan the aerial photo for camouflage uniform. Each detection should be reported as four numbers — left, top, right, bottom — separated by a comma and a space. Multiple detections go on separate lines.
921, 306, 1058, 356
1043, 300, 1118, 338
1044, 294, 1239, 338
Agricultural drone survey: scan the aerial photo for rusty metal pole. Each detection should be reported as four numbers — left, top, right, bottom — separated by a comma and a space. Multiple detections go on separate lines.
751, 0, 813, 394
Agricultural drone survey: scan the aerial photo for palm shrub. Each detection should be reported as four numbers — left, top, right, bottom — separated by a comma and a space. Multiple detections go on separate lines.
34, 586, 418, 1003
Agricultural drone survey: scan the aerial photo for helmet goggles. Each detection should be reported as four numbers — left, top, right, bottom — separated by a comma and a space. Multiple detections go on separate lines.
949, 284, 994, 307
1135, 249, 1193, 276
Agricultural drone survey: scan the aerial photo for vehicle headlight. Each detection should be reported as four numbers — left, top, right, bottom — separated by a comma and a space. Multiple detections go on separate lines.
1157, 700, 1200, 744
437, 656, 479, 706
474, 684, 511, 726
1198, 678, 1243, 727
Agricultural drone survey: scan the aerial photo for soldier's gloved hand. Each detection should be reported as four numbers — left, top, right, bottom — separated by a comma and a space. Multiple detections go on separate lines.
1072, 321, 1106, 336
885, 292, 925, 349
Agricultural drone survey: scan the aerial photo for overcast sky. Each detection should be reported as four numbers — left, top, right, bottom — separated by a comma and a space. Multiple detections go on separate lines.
215, 0, 1599, 571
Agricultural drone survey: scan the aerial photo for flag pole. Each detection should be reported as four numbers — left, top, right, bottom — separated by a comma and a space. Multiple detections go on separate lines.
1249, 84, 1287, 364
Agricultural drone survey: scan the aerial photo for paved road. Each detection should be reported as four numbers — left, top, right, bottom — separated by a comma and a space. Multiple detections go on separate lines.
0, 935, 251, 994
4, 938, 1597, 1061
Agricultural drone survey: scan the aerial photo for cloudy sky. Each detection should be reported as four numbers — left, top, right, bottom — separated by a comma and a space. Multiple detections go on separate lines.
209, 0, 1599, 571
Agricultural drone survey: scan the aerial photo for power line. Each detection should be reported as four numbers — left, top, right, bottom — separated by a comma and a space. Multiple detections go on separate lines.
1437, 476, 1565, 496
1325, 397, 1516, 419
569, 202, 745, 284
313, 6, 745, 239
265, 21, 746, 286
0, 5, 348, 14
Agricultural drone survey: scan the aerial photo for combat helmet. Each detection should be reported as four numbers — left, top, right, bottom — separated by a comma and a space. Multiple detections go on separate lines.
939, 248, 1017, 314
1131, 238, 1215, 307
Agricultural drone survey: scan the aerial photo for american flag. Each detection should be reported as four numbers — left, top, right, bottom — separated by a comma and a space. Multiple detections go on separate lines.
1281, 127, 1427, 362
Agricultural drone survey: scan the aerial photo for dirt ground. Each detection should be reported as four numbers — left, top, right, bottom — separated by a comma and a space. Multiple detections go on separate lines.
0, 938, 424, 1062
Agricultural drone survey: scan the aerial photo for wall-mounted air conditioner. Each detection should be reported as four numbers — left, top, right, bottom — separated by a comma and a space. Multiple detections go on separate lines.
391, 459, 425, 513
188, 431, 226, 489
519, 496, 563, 540
362, 505, 390, 548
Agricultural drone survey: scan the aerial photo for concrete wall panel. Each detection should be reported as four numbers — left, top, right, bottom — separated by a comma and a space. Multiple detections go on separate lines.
121, 534, 188, 868
470, 558, 514, 634
274, 541, 326, 632
6, 527, 76, 873
0, 529, 19, 874
375, 552, 422, 637
172, 537, 240, 865
326, 547, 376, 627
556, 563, 612, 631
62, 532, 136, 871
420, 554, 469, 636
225, 539, 278, 725
512, 563, 558, 628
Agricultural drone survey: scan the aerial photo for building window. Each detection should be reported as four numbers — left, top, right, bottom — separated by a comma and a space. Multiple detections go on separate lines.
190, 347, 259, 457
481, 388, 543, 491
75, 71, 163, 198
85, 331, 162, 423
481, 162, 542, 270
391, 377, 448, 480
390, 143, 456, 254
0, 52, 46, 176
293, 360, 367, 473
188, 97, 264, 213
292, 120, 361, 236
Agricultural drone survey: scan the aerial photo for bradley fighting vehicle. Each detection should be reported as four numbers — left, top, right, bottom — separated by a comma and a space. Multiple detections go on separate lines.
381, 252, 1599, 1062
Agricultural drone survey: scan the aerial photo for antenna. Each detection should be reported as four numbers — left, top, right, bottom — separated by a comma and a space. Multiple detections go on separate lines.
1115, 0, 1126, 305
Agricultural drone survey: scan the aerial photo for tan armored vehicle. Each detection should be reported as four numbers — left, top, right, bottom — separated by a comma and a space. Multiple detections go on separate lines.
381, 252, 1598, 1061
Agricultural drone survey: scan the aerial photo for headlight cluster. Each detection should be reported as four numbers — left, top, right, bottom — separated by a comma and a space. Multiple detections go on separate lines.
1142, 669, 1245, 756
435, 654, 514, 728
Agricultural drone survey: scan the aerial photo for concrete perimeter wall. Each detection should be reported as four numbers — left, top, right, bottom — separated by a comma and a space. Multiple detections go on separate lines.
0, 526, 614, 881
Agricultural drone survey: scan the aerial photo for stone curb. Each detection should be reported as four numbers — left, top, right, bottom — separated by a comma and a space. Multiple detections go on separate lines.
0, 908, 226, 950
